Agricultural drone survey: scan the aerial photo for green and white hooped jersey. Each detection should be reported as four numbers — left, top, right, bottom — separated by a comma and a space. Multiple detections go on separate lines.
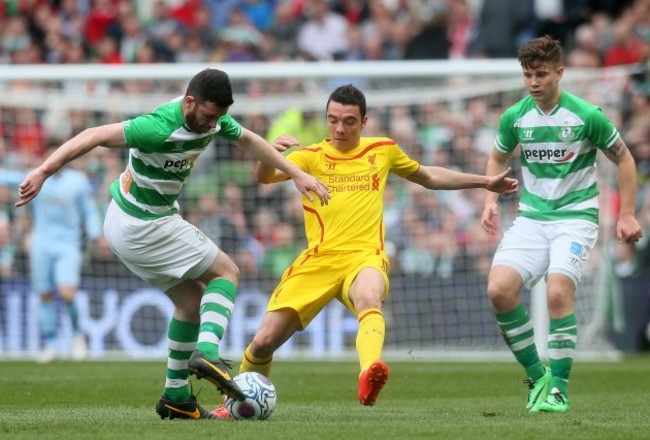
495, 91, 619, 223
109, 97, 243, 220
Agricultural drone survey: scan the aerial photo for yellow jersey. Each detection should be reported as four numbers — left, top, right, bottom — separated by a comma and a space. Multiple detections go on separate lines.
287, 137, 420, 255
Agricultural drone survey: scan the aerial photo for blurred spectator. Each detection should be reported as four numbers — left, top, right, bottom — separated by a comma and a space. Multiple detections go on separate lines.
266, 0, 303, 59
206, 0, 242, 30
431, 210, 461, 278
93, 34, 123, 63
219, 7, 264, 62
633, 138, 650, 185
157, 27, 185, 62
448, 132, 477, 171
331, 0, 371, 25
218, 182, 257, 269
252, 206, 279, 253
589, 12, 615, 53
344, 24, 367, 60
192, 4, 218, 47
109, 3, 147, 63
176, 31, 209, 63
533, 0, 588, 48
133, 40, 158, 63
603, 19, 646, 66
622, 85, 650, 147
360, 0, 406, 60
566, 23, 603, 67
279, 190, 307, 239
403, 7, 449, 60
60, 38, 88, 64
417, 103, 454, 159
259, 222, 301, 278
188, 192, 242, 256
84, 146, 123, 214
168, 0, 202, 30
146, 0, 178, 44
84, 0, 117, 46
447, 0, 475, 59
9, 107, 46, 168
398, 210, 437, 276
469, 0, 531, 58
242, 0, 276, 32
297, 0, 349, 60
58, 0, 87, 39
266, 109, 326, 146
462, 211, 503, 276
1, 15, 31, 63
387, 105, 418, 146
398, 209, 459, 279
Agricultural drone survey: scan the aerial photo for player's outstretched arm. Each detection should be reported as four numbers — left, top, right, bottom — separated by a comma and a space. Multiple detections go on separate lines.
603, 137, 643, 244
405, 163, 518, 193
238, 129, 330, 205
407, 161, 518, 234
254, 134, 299, 183
15, 123, 126, 207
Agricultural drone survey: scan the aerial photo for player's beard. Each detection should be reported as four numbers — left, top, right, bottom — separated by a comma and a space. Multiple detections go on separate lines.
185, 110, 210, 133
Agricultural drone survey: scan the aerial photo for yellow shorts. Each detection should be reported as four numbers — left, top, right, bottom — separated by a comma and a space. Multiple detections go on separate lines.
267, 249, 390, 329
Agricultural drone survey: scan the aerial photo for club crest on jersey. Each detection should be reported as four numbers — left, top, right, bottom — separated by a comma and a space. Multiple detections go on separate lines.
559, 126, 575, 141
367, 154, 377, 170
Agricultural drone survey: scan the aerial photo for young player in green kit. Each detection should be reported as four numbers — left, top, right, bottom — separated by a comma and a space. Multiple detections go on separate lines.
482, 36, 642, 413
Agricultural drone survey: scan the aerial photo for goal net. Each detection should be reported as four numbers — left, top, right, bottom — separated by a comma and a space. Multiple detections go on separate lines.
0, 61, 633, 360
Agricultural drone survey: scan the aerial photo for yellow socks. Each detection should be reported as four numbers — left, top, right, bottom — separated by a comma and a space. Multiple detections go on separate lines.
356, 308, 385, 371
239, 345, 273, 377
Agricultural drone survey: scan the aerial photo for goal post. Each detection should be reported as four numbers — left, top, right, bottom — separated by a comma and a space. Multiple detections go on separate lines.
0, 60, 635, 360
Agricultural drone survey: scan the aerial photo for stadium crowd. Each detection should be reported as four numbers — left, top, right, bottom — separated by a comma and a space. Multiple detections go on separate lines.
0, 0, 647, 65
0, 0, 649, 350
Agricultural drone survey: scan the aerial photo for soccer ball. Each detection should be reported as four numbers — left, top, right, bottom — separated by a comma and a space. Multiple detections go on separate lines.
224, 372, 277, 420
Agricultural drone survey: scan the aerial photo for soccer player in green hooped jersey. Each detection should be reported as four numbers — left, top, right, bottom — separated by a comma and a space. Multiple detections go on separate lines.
209, 84, 519, 418
482, 36, 643, 413
14, 68, 330, 421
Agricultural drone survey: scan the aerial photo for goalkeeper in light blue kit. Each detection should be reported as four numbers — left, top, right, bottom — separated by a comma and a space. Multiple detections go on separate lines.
1, 151, 101, 363
14, 69, 330, 420
482, 36, 642, 413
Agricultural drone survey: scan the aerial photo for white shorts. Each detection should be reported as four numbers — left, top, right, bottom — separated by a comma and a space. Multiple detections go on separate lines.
103, 199, 219, 291
492, 216, 599, 289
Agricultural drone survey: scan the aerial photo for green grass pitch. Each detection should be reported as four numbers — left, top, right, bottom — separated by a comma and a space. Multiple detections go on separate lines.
1, 356, 649, 440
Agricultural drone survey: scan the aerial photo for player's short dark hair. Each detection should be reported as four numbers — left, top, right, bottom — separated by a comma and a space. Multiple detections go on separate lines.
186, 69, 235, 107
518, 35, 563, 69
327, 84, 366, 118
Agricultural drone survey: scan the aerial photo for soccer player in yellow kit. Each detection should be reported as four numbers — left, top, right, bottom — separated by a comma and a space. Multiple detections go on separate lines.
214, 84, 518, 415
